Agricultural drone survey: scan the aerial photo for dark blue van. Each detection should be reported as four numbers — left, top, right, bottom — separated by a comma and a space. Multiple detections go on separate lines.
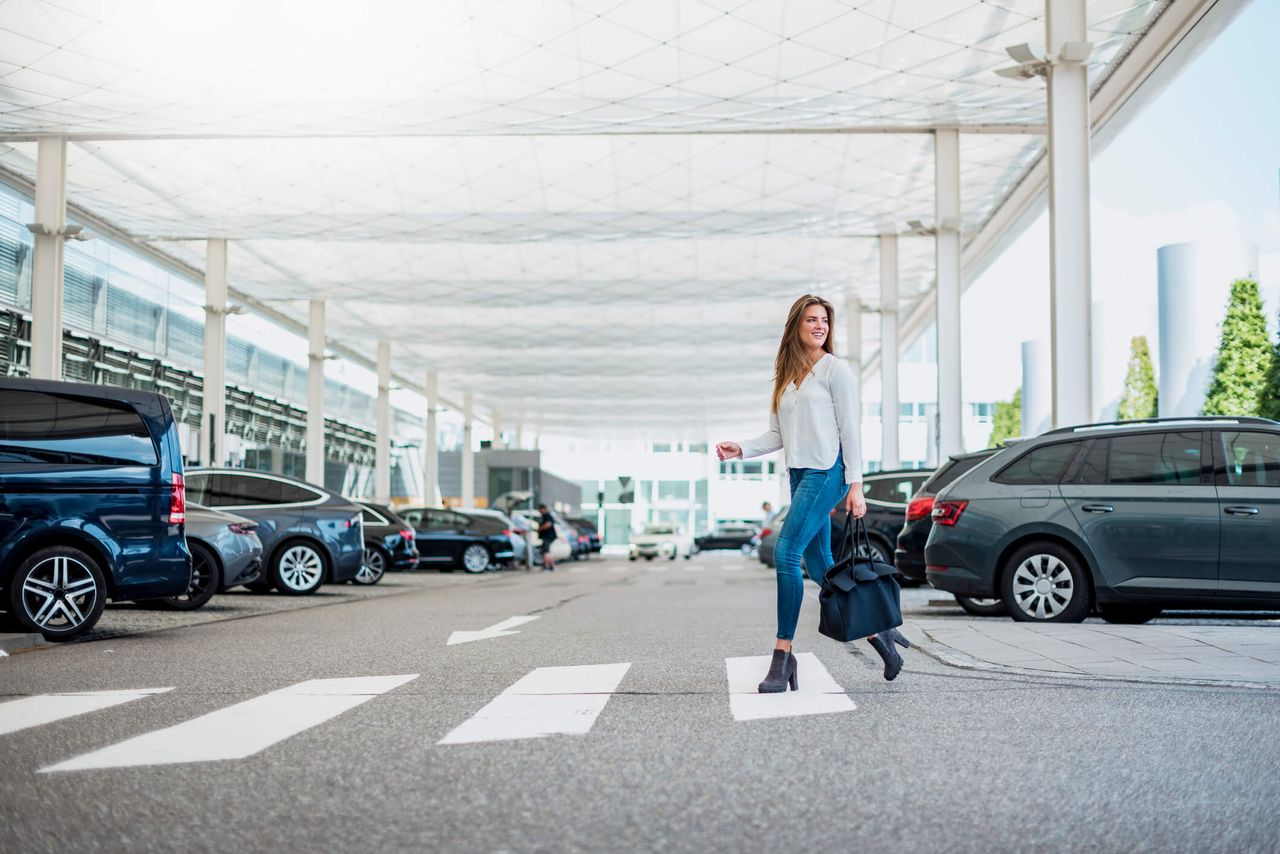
0, 378, 191, 640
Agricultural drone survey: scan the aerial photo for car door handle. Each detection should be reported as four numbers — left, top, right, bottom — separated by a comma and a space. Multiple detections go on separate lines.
1224, 506, 1260, 516
1081, 504, 1114, 513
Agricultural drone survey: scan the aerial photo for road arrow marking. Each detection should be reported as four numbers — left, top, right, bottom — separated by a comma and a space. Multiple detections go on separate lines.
726, 653, 856, 721
0, 688, 173, 737
447, 615, 540, 646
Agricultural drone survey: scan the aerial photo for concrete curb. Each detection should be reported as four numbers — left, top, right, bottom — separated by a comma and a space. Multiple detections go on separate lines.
901, 621, 1280, 693
0, 633, 47, 656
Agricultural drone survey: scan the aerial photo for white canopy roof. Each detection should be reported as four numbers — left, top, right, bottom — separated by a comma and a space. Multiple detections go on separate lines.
0, 0, 1185, 436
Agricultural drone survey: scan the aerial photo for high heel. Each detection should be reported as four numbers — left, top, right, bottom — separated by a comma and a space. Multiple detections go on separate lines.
867, 632, 904, 681
758, 649, 799, 693
888, 627, 910, 649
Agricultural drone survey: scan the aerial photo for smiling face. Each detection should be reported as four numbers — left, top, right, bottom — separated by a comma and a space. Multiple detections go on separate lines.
797, 302, 830, 352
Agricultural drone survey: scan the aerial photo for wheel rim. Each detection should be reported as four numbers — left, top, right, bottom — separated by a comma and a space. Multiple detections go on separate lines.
279, 545, 324, 591
462, 545, 489, 572
175, 549, 215, 602
21, 555, 98, 631
357, 548, 385, 584
1010, 554, 1074, 619
968, 598, 1001, 607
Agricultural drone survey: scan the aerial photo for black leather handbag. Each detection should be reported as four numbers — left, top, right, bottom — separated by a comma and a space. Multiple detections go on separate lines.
818, 513, 903, 642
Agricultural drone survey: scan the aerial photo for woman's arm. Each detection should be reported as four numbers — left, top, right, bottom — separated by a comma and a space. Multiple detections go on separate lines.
736, 409, 783, 459
828, 359, 864, 486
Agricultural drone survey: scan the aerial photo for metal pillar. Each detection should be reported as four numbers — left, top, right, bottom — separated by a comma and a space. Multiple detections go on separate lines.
375, 340, 392, 503
845, 291, 863, 427
201, 239, 228, 467
461, 394, 475, 508
1021, 340, 1052, 437
879, 234, 900, 471
423, 371, 440, 506
491, 411, 503, 449
1046, 0, 1093, 428
29, 136, 68, 379
935, 128, 964, 459
305, 300, 326, 486
515, 422, 524, 450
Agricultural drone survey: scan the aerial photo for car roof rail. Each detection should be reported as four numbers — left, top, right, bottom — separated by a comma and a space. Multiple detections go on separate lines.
1042, 416, 1280, 436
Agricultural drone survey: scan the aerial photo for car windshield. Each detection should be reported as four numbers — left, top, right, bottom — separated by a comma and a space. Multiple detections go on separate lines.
643, 525, 676, 534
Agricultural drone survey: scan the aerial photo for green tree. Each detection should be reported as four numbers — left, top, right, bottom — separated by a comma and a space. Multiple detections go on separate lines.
1202, 279, 1273, 417
1116, 335, 1158, 420
1262, 309, 1280, 421
988, 387, 1022, 447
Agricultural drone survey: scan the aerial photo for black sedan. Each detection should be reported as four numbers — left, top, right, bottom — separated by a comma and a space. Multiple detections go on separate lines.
695, 525, 758, 552
355, 502, 420, 584
828, 468, 932, 577
396, 506, 516, 574
566, 516, 603, 554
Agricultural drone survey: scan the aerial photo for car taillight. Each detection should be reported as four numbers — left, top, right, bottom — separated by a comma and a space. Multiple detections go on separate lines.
502, 528, 512, 536
169, 472, 186, 525
760, 527, 772, 538
906, 496, 935, 521
400, 529, 414, 541
228, 523, 255, 535
931, 500, 968, 527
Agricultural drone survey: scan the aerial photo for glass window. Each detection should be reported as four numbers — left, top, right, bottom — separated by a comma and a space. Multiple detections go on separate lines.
1071, 439, 1108, 484
0, 389, 157, 466
1220, 431, 1280, 487
278, 482, 320, 504
994, 441, 1082, 485
361, 506, 387, 525
1108, 432, 1203, 485
400, 507, 426, 528
186, 472, 210, 504
652, 442, 672, 453
210, 474, 282, 506
658, 480, 689, 500
688, 442, 708, 453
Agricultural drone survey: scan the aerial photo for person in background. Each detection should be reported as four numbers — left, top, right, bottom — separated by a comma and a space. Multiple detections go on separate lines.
761, 500, 777, 529
537, 503, 557, 572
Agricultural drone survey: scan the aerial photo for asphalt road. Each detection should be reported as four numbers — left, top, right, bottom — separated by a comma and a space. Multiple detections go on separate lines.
2, 553, 1277, 853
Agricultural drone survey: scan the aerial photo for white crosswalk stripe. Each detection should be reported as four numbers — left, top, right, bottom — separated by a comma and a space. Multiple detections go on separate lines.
439, 663, 631, 745
0, 688, 173, 737
40, 674, 418, 773
725, 653, 856, 721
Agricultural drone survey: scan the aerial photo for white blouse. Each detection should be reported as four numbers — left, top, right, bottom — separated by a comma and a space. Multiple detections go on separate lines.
737, 353, 863, 484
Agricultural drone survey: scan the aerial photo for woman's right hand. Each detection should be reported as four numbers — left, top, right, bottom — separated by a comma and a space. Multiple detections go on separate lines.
715, 441, 742, 461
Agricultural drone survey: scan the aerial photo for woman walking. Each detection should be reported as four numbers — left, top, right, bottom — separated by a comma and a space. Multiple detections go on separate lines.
716, 294, 906, 691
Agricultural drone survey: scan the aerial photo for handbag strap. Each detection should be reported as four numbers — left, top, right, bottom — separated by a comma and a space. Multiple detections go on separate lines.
835, 510, 857, 563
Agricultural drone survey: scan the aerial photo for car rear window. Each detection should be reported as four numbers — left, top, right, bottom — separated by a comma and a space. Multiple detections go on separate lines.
923, 452, 993, 493
993, 441, 1083, 485
1220, 430, 1280, 487
0, 388, 157, 466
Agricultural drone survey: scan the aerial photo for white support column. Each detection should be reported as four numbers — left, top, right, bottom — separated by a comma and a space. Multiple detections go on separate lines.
374, 340, 392, 503
845, 291, 863, 423
1046, 0, 1093, 427
491, 411, 504, 449
461, 394, 475, 508
29, 136, 68, 380
515, 422, 524, 450
305, 300, 326, 486
935, 127, 964, 459
423, 371, 440, 506
879, 234, 900, 471
201, 239, 228, 467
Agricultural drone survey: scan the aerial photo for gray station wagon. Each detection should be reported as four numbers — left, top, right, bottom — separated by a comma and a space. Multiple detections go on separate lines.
924, 417, 1280, 624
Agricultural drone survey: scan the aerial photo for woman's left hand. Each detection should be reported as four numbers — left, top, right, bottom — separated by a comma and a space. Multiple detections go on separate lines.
844, 484, 867, 518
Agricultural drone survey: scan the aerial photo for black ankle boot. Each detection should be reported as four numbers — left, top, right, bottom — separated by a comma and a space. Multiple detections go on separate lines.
887, 627, 910, 649
867, 632, 904, 681
757, 649, 799, 693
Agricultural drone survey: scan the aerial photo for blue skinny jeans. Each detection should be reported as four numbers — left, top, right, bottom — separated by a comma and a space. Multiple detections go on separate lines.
774, 453, 849, 641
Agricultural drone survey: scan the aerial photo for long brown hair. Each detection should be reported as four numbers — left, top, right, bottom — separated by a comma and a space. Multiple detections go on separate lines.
771, 294, 836, 412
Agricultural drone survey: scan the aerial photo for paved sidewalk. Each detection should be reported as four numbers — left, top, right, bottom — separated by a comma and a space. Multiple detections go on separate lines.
910, 619, 1280, 687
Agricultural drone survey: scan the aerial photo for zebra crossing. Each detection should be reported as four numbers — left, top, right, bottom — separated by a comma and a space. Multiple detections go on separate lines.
2, 655, 858, 773
570, 561, 758, 574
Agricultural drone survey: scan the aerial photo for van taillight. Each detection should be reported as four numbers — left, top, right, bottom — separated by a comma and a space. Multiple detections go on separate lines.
169, 472, 186, 525
931, 500, 968, 527
906, 496, 935, 521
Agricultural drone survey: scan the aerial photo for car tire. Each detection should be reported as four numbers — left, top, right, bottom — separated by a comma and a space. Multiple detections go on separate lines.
460, 544, 491, 574
1099, 604, 1162, 624
157, 542, 220, 611
354, 545, 388, 586
7, 545, 107, 641
1001, 542, 1091, 623
955, 595, 1007, 617
271, 540, 327, 595
629, 556, 637, 561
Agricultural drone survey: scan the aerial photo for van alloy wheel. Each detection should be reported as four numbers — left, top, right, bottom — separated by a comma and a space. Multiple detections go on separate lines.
1010, 554, 1075, 620
8, 547, 107, 640
275, 544, 325, 594
461, 544, 490, 573
355, 547, 386, 585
